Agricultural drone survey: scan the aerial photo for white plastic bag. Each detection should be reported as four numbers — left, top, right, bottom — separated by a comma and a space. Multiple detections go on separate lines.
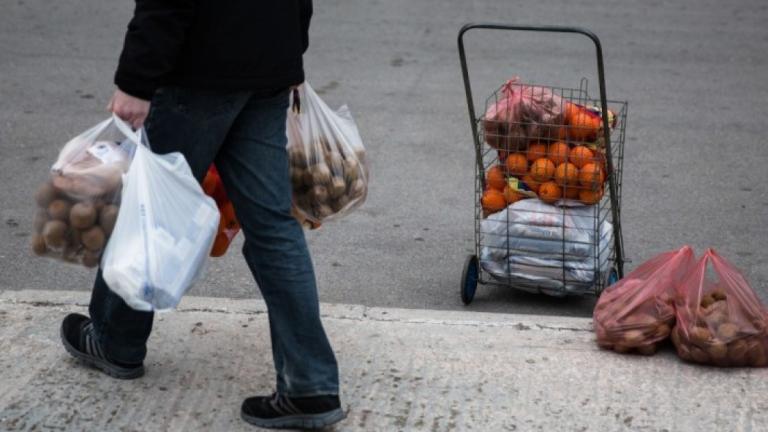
102, 142, 219, 311
287, 82, 368, 223
479, 199, 614, 295
31, 115, 137, 267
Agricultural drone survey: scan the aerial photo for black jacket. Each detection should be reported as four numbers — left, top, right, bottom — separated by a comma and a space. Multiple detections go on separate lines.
115, 0, 312, 100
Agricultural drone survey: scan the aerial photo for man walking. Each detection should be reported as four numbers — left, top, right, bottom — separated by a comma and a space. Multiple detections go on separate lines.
58, 1, 345, 429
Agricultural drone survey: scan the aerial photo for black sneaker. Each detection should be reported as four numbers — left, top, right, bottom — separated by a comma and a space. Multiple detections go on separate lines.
241, 392, 346, 429
60, 313, 144, 380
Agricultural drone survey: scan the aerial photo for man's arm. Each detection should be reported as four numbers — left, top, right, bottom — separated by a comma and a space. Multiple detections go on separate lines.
300, 0, 313, 54
110, 0, 195, 127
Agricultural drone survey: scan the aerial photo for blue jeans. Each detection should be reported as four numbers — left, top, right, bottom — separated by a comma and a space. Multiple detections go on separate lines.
89, 87, 339, 397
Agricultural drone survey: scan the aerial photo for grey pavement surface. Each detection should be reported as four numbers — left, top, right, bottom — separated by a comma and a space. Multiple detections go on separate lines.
1, 0, 768, 316
2, 290, 768, 432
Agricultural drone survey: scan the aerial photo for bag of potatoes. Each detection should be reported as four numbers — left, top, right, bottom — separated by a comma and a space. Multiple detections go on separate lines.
671, 249, 768, 367
286, 82, 368, 224
31, 115, 137, 268
594, 246, 695, 355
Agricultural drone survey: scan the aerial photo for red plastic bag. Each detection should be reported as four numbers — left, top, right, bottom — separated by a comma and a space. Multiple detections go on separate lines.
202, 165, 240, 257
482, 77, 565, 151
593, 246, 695, 355
671, 249, 768, 367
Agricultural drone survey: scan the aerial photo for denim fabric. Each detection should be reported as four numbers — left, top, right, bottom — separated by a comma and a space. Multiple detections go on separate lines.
89, 87, 339, 396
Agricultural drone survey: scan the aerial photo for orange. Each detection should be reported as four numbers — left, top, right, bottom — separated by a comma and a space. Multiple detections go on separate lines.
481, 189, 506, 213
547, 141, 570, 165
579, 162, 606, 188
530, 158, 556, 182
565, 102, 601, 142
554, 162, 580, 186
485, 165, 506, 191
505, 153, 528, 176
538, 181, 562, 204
569, 145, 595, 169
526, 143, 548, 162
563, 187, 580, 199
522, 175, 541, 194
503, 184, 526, 204
579, 187, 604, 205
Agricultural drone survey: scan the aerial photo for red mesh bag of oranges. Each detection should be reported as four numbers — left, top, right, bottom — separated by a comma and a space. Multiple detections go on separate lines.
202, 165, 241, 257
671, 249, 768, 367
593, 246, 695, 355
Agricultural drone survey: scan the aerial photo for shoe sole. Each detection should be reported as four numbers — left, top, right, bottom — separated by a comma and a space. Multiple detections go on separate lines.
241, 407, 346, 430
60, 325, 144, 380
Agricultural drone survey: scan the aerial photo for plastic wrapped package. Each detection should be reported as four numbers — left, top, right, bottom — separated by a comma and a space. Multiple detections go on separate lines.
102, 143, 219, 311
31, 116, 137, 267
594, 246, 695, 355
671, 249, 768, 367
479, 199, 613, 295
482, 76, 565, 151
287, 82, 368, 223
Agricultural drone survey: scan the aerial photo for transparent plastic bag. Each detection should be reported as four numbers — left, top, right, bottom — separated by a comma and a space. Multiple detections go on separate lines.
31, 115, 137, 267
671, 249, 768, 367
287, 82, 368, 223
593, 246, 695, 355
102, 142, 219, 311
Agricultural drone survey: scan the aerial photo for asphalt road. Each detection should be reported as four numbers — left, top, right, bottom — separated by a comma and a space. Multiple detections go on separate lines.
1, 0, 767, 317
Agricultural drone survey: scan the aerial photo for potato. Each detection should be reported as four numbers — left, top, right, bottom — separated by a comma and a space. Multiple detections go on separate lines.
700, 294, 716, 309
48, 199, 71, 221
310, 164, 332, 186
653, 323, 671, 340
690, 346, 710, 363
331, 195, 350, 213
42, 220, 68, 249
716, 323, 739, 341
626, 313, 657, 328
690, 326, 713, 346
35, 182, 57, 207
99, 205, 119, 236
746, 339, 768, 367
621, 330, 645, 346
310, 185, 329, 204
348, 179, 366, 200
343, 159, 360, 183
315, 204, 334, 219
613, 344, 631, 354
81, 226, 105, 252
302, 170, 314, 187
637, 344, 657, 356
31, 234, 47, 256
677, 344, 692, 361
69, 202, 97, 229
33, 210, 48, 233
289, 148, 307, 168
329, 177, 346, 199
670, 326, 682, 347
727, 339, 749, 365
706, 341, 728, 361
290, 167, 305, 188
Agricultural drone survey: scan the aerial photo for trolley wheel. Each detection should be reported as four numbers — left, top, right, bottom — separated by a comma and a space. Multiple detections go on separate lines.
461, 255, 479, 305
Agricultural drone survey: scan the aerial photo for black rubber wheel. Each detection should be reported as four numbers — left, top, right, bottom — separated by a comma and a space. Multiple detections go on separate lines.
461, 255, 479, 305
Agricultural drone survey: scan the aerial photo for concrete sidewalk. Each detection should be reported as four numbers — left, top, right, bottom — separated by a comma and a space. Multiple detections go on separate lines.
1, 290, 766, 431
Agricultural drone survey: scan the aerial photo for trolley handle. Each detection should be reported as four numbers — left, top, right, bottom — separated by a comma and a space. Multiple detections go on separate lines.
458, 23, 624, 278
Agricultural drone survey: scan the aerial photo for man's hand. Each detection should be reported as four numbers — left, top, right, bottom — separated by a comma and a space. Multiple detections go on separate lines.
107, 89, 151, 129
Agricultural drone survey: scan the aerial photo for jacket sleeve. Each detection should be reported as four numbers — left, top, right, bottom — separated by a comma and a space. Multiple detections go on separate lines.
300, 0, 313, 54
114, 0, 196, 100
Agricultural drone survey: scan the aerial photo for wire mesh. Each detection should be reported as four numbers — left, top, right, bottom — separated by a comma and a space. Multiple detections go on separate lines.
474, 78, 627, 297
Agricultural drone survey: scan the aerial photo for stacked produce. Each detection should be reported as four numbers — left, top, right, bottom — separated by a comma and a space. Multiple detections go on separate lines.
32, 136, 130, 268
479, 78, 616, 216
594, 246, 695, 355
287, 83, 368, 224
671, 249, 768, 367
288, 137, 367, 222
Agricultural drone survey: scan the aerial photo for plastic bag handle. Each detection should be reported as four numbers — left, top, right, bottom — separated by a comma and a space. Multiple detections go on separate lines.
291, 87, 301, 114
111, 113, 147, 148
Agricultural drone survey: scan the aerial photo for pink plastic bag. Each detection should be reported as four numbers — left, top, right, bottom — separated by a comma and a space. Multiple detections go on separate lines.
482, 77, 564, 151
671, 249, 768, 367
594, 246, 696, 355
